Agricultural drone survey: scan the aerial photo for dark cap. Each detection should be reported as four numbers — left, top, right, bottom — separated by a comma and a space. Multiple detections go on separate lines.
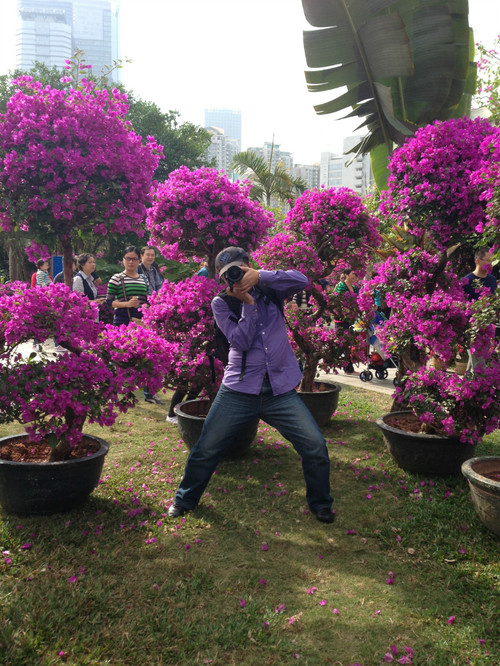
215, 246, 249, 277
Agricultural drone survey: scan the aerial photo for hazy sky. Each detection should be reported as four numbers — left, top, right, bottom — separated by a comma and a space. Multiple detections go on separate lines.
0, 0, 498, 164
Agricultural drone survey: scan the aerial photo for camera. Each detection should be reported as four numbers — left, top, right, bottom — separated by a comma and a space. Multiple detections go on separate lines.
225, 265, 244, 290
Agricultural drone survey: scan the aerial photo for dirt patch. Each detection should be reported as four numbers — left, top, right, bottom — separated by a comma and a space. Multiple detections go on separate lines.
0, 435, 101, 463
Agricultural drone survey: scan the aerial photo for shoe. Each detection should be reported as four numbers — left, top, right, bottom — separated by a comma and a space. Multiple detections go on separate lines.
314, 508, 335, 524
168, 503, 189, 518
145, 395, 164, 405
166, 415, 178, 424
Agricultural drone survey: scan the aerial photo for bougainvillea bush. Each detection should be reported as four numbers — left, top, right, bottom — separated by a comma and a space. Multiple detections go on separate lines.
380, 117, 497, 250
142, 275, 224, 400
146, 166, 274, 278
255, 187, 380, 391
358, 250, 500, 444
0, 76, 162, 283
471, 126, 500, 244
0, 283, 172, 459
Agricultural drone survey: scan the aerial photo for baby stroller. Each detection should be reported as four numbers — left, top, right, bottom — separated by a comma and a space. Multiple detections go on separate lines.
359, 311, 398, 385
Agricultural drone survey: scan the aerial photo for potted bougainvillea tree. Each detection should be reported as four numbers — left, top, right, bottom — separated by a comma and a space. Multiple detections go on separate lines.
357, 117, 500, 473
144, 167, 273, 448
0, 62, 168, 513
145, 165, 274, 279
0, 282, 173, 515
254, 187, 380, 424
0, 69, 162, 284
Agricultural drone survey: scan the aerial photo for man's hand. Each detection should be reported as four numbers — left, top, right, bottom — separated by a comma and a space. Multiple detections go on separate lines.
227, 266, 259, 305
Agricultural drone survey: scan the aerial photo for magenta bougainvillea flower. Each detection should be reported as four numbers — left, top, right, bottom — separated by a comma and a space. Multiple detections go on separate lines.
141, 275, 224, 400
146, 166, 274, 276
0, 76, 162, 269
0, 283, 173, 456
380, 117, 497, 250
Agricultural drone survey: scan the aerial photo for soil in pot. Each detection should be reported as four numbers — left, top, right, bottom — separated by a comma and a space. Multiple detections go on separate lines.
376, 411, 475, 475
0, 433, 109, 516
0, 435, 100, 463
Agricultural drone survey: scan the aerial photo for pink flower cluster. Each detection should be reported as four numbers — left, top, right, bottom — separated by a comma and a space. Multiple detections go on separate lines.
359, 250, 500, 444
380, 118, 497, 250
0, 283, 173, 451
0, 76, 162, 239
0, 282, 100, 350
146, 166, 274, 267
470, 126, 500, 238
285, 187, 380, 271
142, 276, 224, 399
395, 363, 500, 444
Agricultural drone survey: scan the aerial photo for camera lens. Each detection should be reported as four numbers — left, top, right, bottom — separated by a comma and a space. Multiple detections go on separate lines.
226, 265, 244, 283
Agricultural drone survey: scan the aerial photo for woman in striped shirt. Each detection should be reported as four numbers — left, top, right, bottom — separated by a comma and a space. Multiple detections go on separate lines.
106, 246, 164, 405
106, 246, 149, 326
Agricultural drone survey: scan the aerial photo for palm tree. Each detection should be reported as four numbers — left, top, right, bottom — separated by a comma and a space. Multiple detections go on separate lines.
232, 149, 308, 207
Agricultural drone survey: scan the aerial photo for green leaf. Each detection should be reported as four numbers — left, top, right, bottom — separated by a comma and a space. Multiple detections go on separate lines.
302, 0, 473, 158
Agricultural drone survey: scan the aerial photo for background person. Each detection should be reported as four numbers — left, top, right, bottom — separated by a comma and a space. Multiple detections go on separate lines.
35, 258, 51, 286
196, 260, 209, 277
73, 253, 106, 320
53, 256, 78, 284
107, 246, 164, 405
334, 268, 360, 374
462, 247, 498, 370
462, 247, 497, 301
137, 245, 164, 295
168, 246, 334, 524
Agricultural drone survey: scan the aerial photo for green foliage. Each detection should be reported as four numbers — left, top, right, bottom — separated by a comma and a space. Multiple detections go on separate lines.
474, 37, 500, 126
302, 0, 477, 189
232, 150, 308, 207
125, 94, 212, 182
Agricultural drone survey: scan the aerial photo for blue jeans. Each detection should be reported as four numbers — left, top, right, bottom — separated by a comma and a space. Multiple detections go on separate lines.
174, 379, 333, 512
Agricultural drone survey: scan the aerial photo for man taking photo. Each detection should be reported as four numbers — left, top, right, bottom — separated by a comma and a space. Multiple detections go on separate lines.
168, 246, 334, 524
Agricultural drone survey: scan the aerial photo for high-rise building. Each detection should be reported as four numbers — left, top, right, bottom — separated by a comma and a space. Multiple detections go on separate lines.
320, 136, 372, 195
205, 126, 239, 180
292, 163, 320, 191
246, 141, 294, 172
16, 0, 121, 82
204, 109, 241, 152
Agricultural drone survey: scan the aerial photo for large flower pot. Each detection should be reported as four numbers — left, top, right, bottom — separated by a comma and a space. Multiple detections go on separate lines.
461, 457, 500, 537
375, 411, 474, 475
0, 433, 109, 516
174, 398, 259, 459
297, 381, 341, 427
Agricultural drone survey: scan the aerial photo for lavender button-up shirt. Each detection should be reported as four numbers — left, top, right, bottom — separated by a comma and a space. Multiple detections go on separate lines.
212, 269, 308, 396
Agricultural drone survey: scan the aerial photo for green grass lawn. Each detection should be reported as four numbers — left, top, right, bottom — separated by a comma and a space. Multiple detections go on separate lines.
1, 386, 499, 665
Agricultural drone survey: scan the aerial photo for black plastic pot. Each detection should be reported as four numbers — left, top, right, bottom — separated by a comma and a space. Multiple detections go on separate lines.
376, 411, 474, 475
174, 398, 259, 459
462, 457, 500, 537
297, 381, 341, 427
0, 433, 109, 515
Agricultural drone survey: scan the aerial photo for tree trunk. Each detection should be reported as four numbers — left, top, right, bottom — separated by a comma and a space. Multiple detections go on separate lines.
299, 353, 321, 392
7, 237, 31, 282
61, 236, 74, 287
391, 344, 426, 412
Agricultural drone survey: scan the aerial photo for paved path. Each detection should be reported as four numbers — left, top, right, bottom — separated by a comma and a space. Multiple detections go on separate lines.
317, 364, 397, 395
16, 341, 397, 395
